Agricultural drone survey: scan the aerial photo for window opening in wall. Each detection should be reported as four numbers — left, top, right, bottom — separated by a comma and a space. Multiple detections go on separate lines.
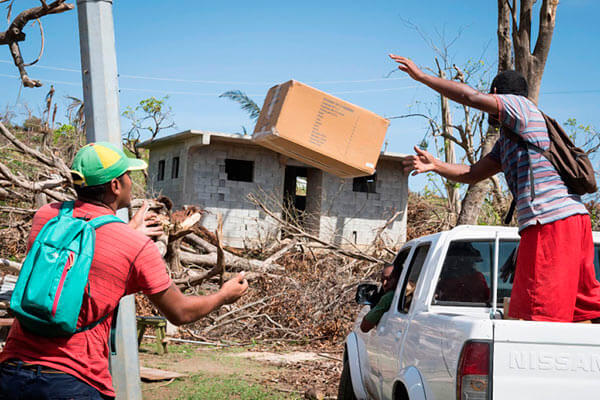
352, 231, 357, 244
353, 173, 376, 193
171, 157, 179, 179
157, 160, 165, 181
225, 159, 254, 182
296, 176, 307, 196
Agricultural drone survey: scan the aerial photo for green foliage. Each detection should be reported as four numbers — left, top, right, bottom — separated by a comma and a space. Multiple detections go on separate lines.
53, 123, 76, 144
139, 96, 167, 115
122, 95, 176, 144
220, 90, 261, 123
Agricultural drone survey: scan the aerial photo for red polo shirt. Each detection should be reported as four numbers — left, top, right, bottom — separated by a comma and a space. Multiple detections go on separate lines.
0, 201, 172, 397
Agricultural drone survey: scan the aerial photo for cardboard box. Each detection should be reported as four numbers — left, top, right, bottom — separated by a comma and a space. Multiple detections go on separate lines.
253, 80, 389, 178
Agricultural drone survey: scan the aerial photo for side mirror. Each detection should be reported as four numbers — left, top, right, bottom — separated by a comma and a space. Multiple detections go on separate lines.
355, 283, 379, 306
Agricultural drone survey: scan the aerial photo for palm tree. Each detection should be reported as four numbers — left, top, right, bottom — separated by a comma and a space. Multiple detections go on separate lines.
219, 90, 261, 134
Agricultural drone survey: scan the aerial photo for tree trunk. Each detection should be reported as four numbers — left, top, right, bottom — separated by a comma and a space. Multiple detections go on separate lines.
457, 127, 500, 224
512, 0, 558, 104
497, 0, 513, 71
438, 63, 461, 219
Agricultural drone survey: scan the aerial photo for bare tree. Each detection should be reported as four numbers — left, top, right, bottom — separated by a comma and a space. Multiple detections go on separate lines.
457, 0, 559, 224
393, 22, 492, 224
0, 0, 74, 88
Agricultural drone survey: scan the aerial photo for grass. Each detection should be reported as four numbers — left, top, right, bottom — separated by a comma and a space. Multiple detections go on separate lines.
158, 374, 294, 400
140, 343, 300, 400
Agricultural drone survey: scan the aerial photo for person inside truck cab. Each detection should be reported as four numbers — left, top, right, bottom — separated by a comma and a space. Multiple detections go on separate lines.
390, 54, 600, 322
435, 242, 490, 303
360, 263, 400, 332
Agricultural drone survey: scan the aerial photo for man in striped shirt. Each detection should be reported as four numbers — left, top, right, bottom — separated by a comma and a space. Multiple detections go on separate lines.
0, 142, 249, 399
390, 54, 600, 322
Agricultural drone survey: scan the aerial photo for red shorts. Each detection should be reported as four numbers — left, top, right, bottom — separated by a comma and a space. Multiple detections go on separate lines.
509, 213, 600, 322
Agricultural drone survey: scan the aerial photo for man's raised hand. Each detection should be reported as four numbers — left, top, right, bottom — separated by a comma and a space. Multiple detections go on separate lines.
389, 54, 426, 82
402, 146, 437, 176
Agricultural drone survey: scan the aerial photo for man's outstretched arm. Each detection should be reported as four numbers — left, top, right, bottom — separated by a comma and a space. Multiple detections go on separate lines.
148, 272, 248, 326
389, 54, 499, 115
402, 146, 502, 185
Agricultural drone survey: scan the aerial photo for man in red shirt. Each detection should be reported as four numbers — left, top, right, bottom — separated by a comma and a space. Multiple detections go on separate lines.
0, 142, 249, 399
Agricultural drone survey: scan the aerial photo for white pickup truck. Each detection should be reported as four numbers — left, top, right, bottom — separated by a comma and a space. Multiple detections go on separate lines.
339, 225, 600, 400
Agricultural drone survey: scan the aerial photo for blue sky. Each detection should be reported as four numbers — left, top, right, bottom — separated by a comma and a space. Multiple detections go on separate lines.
1, 1, 598, 191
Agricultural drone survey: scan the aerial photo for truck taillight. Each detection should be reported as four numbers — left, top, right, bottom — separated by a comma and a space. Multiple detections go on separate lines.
457, 341, 490, 400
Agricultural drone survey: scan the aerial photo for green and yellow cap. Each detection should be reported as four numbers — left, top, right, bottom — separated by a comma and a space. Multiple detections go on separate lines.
71, 142, 147, 187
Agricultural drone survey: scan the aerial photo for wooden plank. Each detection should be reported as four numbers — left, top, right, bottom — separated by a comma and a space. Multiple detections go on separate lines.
139, 366, 185, 382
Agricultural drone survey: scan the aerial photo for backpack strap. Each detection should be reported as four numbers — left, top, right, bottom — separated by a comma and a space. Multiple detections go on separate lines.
59, 201, 76, 217
504, 198, 517, 225
75, 214, 125, 334
87, 214, 125, 230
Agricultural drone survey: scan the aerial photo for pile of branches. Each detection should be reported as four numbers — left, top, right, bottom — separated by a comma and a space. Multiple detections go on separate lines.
133, 196, 395, 344
182, 249, 368, 344
0, 119, 78, 259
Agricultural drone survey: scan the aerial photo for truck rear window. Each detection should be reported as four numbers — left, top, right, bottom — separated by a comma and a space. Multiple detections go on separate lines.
432, 241, 600, 307
432, 240, 517, 306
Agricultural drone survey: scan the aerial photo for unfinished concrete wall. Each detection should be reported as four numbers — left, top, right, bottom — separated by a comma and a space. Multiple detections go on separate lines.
187, 142, 284, 248
146, 143, 186, 202
147, 135, 408, 249
319, 159, 408, 248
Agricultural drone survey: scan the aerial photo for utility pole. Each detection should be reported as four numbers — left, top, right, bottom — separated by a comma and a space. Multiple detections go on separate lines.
76, 1, 142, 399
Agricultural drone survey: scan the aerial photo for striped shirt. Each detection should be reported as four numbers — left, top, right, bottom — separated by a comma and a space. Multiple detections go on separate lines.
0, 201, 172, 397
489, 94, 588, 231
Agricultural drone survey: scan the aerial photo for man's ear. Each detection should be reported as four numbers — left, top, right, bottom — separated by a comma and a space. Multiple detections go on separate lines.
107, 177, 122, 197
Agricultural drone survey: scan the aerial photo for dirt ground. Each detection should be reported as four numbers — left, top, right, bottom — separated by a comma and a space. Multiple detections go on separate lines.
139, 341, 343, 400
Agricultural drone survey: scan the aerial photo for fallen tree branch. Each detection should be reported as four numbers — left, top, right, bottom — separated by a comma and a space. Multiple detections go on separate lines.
263, 239, 296, 264
248, 193, 384, 263
0, 120, 71, 177
178, 251, 283, 273
0, 0, 74, 88
0, 205, 36, 214
0, 258, 21, 273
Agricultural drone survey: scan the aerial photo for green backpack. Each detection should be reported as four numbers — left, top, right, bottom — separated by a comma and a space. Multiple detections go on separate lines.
10, 201, 124, 337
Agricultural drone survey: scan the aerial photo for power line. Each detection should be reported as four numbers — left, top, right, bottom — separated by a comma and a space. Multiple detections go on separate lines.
0, 59, 409, 85
542, 89, 600, 94
0, 73, 421, 96
1, 65, 598, 96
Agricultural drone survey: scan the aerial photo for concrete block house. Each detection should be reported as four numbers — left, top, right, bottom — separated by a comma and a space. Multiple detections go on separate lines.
139, 130, 408, 249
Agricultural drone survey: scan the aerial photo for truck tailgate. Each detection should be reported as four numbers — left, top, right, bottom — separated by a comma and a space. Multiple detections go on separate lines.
492, 320, 600, 399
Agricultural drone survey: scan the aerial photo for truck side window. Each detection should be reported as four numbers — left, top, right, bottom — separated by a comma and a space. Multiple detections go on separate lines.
392, 248, 411, 280
398, 243, 430, 313
432, 240, 518, 306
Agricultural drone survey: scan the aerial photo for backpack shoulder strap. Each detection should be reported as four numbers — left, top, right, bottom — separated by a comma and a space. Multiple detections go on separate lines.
87, 214, 125, 230
503, 128, 546, 155
59, 201, 75, 217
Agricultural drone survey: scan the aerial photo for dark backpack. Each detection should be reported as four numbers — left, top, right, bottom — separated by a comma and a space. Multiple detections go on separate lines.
503, 112, 597, 224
